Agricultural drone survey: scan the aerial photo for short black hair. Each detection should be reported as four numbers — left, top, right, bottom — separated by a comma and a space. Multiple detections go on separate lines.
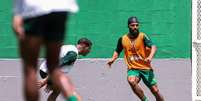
77, 38, 92, 47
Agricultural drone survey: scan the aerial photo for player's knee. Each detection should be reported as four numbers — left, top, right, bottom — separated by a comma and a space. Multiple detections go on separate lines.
150, 87, 159, 94
24, 66, 37, 76
127, 77, 138, 86
47, 67, 57, 74
48, 68, 60, 76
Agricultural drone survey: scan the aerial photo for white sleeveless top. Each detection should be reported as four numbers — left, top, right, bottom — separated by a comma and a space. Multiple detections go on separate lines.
13, 0, 79, 18
40, 45, 78, 73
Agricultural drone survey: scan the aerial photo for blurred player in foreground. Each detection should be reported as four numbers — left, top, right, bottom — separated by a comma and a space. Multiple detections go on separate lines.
13, 0, 79, 101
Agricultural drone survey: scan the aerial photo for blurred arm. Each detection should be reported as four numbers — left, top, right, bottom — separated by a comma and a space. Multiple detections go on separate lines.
107, 37, 123, 67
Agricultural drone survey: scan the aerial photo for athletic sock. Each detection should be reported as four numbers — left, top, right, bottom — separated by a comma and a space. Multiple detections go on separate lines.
142, 96, 148, 101
66, 95, 78, 101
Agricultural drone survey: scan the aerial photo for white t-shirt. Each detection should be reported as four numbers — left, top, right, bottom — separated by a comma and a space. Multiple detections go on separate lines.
13, 0, 79, 18
40, 45, 78, 74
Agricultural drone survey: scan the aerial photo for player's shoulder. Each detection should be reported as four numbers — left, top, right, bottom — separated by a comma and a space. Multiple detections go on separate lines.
139, 32, 146, 35
61, 45, 78, 53
139, 32, 148, 38
121, 33, 128, 39
61, 45, 75, 49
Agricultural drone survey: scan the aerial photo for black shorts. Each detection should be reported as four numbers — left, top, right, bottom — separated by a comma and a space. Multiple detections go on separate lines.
39, 70, 52, 85
39, 70, 48, 79
23, 12, 68, 42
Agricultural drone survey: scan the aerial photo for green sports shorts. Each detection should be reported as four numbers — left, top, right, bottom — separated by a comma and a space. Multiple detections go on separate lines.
127, 69, 157, 88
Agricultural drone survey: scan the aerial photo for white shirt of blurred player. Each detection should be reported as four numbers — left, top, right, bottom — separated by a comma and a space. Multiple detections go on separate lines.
40, 45, 78, 74
14, 0, 79, 18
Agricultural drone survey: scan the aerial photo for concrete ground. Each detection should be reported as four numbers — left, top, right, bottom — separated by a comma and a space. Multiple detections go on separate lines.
0, 59, 191, 101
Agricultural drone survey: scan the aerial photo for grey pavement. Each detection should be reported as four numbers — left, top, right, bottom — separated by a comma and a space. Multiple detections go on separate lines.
0, 59, 191, 101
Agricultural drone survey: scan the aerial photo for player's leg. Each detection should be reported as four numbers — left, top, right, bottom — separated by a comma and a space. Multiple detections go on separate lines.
44, 12, 78, 101
19, 36, 42, 101
44, 37, 75, 98
47, 86, 60, 101
44, 41, 71, 94
46, 76, 81, 101
73, 91, 82, 101
150, 84, 164, 101
48, 91, 60, 101
46, 82, 81, 101
127, 69, 148, 101
140, 70, 164, 101
69, 78, 82, 101
49, 70, 76, 101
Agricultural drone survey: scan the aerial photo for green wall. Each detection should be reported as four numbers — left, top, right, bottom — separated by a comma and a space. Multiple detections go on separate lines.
0, 0, 191, 58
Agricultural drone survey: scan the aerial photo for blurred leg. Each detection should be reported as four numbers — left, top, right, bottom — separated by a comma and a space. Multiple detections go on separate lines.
44, 12, 77, 100
19, 36, 42, 101
45, 42, 74, 97
47, 87, 60, 101
128, 76, 147, 101
73, 91, 82, 101
150, 85, 164, 101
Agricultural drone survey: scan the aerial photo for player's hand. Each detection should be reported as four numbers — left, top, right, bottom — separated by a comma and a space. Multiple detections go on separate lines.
144, 57, 152, 63
37, 80, 46, 89
12, 15, 25, 40
107, 59, 114, 68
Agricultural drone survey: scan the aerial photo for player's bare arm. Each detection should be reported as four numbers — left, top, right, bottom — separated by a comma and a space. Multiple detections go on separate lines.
12, 15, 25, 40
107, 37, 123, 67
107, 51, 119, 67
145, 45, 157, 62
37, 76, 49, 89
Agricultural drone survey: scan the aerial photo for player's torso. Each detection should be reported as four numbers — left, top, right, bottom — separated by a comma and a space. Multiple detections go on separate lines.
122, 33, 151, 70
40, 45, 78, 73
60, 45, 78, 57
59, 45, 79, 73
